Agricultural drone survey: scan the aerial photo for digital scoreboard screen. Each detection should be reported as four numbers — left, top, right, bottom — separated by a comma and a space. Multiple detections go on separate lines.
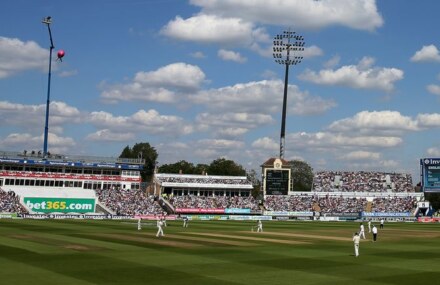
421, 158, 440, 192
265, 169, 290, 195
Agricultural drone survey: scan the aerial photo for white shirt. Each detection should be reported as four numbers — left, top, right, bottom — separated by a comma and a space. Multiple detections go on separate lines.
372, 226, 378, 234
360, 225, 365, 232
353, 235, 360, 245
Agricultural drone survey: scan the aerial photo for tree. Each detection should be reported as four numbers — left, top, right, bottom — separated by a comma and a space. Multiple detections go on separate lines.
207, 158, 246, 176
158, 160, 195, 174
119, 142, 158, 182
289, 160, 314, 191
247, 169, 262, 199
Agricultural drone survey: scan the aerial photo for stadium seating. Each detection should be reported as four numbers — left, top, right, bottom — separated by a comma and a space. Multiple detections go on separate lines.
95, 188, 165, 215
0, 188, 28, 214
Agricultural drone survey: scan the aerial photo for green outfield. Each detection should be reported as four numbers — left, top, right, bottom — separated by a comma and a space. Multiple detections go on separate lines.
0, 219, 439, 285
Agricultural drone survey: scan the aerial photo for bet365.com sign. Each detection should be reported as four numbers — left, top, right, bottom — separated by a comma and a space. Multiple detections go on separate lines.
23, 197, 95, 213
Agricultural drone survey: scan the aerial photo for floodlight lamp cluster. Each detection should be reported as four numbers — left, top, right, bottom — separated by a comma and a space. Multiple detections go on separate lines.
42, 16, 52, 25
272, 30, 305, 66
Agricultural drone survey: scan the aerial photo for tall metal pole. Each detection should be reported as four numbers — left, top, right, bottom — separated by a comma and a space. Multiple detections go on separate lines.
42, 17, 54, 158
273, 29, 304, 159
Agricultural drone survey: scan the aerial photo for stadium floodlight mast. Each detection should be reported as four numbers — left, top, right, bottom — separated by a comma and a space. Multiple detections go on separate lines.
273, 29, 305, 159
42, 16, 54, 159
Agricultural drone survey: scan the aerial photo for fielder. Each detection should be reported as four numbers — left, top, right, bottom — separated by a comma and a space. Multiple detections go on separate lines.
359, 223, 366, 239
156, 219, 164, 237
368, 219, 371, 233
353, 232, 360, 257
137, 218, 142, 231
257, 219, 263, 232
183, 216, 189, 228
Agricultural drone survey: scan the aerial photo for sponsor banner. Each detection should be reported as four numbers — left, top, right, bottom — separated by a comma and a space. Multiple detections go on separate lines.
19, 214, 133, 219
175, 208, 225, 214
0, 213, 17, 219
264, 211, 313, 217
319, 216, 340, 221
418, 217, 440, 223
23, 197, 96, 213
321, 212, 361, 218
20, 214, 49, 219
190, 215, 229, 221
362, 212, 411, 217
135, 214, 178, 220
228, 215, 272, 221
1, 171, 140, 182
225, 208, 251, 214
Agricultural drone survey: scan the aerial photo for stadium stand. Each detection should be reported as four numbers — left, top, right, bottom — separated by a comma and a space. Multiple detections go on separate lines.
168, 195, 260, 211
0, 188, 28, 214
95, 188, 165, 216
312, 171, 413, 192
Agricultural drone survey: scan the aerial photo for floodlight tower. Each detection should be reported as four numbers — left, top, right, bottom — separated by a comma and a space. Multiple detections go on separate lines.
273, 29, 304, 159
42, 16, 54, 158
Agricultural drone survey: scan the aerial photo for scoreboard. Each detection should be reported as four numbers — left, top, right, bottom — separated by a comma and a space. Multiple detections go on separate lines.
264, 169, 290, 195
421, 158, 440, 192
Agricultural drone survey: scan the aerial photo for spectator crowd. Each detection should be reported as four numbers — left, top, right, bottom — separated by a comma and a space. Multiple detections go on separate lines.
313, 171, 413, 192
168, 195, 260, 210
95, 188, 165, 216
0, 188, 27, 214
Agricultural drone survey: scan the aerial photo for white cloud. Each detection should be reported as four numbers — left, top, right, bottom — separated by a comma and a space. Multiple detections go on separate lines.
58, 69, 78, 77
0, 37, 47, 78
298, 57, 404, 92
85, 129, 136, 142
340, 150, 381, 161
195, 112, 274, 137
190, 0, 383, 31
251, 137, 278, 151
427, 84, 440, 96
287, 131, 403, 149
218, 49, 247, 63
190, 51, 206, 58
0, 132, 75, 153
324, 55, 341, 69
0, 101, 81, 130
416, 113, 440, 128
190, 79, 336, 115
88, 109, 194, 138
410, 45, 440, 62
100, 62, 206, 103
328, 110, 420, 134
161, 14, 262, 46
427, 147, 440, 156
303, 45, 324, 58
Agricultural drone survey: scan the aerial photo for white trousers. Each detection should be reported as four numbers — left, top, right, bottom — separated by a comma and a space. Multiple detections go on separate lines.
156, 227, 164, 237
354, 243, 359, 257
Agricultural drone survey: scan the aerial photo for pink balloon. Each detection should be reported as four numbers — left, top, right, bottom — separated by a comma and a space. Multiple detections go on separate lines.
57, 50, 65, 59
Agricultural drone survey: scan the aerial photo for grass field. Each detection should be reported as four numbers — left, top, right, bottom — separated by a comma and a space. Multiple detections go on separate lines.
0, 219, 439, 285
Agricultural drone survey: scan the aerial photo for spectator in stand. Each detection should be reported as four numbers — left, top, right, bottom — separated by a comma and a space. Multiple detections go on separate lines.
0, 189, 28, 214
312, 171, 413, 192
95, 188, 165, 216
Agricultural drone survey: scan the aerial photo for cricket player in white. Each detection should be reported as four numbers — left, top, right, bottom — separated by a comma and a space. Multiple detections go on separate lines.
368, 220, 371, 233
359, 223, 366, 239
137, 218, 142, 230
353, 232, 360, 257
257, 220, 263, 232
183, 217, 189, 228
156, 219, 164, 237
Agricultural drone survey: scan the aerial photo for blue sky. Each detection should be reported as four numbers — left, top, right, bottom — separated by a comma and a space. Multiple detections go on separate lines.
1, 0, 440, 183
